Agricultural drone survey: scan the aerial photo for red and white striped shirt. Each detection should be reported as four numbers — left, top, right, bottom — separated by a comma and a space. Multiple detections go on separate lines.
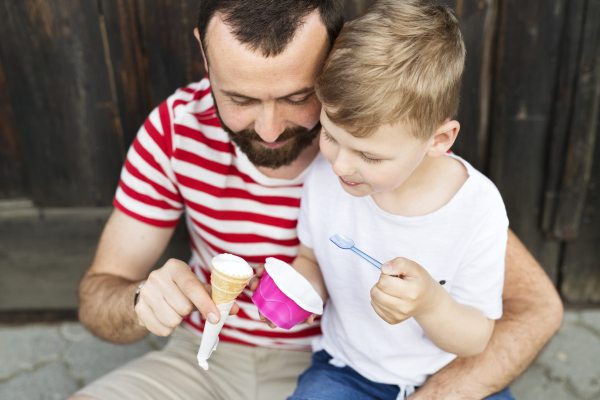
114, 78, 321, 350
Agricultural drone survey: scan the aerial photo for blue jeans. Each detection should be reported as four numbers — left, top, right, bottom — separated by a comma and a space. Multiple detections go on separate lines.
288, 350, 515, 400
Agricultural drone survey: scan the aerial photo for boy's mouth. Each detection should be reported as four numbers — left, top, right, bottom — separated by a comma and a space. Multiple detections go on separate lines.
339, 176, 362, 187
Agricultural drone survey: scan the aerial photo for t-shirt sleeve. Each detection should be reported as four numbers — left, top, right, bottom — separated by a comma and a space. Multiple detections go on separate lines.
449, 193, 509, 320
113, 101, 184, 227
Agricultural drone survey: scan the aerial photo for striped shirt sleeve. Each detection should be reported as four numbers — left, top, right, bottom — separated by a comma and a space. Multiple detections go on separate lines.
114, 101, 184, 227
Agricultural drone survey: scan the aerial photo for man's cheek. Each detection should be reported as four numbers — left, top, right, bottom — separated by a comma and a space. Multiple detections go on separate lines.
219, 106, 253, 132
294, 102, 321, 128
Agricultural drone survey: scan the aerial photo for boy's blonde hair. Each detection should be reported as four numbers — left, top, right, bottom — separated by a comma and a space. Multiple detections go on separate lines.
315, 0, 466, 140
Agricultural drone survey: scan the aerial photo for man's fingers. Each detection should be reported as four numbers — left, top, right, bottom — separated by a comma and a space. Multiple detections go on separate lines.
167, 260, 220, 323
135, 301, 173, 336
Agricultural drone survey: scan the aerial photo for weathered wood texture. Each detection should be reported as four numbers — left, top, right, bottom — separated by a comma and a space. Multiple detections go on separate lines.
447, 0, 497, 172
139, 0, 206, 107
560, 0, 600, 303
486, 0, 568, 281
99, 0, 151, 148
541, 0, 588, 240
0, 0, 599, 304
0, 0, 124, 207
0, 57, 27, 199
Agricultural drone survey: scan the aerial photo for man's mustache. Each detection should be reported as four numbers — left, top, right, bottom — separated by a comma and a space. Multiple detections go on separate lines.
232, 124, 315, 143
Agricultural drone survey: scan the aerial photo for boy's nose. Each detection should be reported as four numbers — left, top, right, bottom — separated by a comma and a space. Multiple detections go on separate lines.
331, 151, 355, 177
254, 103, 286, 143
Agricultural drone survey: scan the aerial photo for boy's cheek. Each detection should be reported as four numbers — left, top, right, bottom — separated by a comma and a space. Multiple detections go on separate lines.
319, 138, 336, 165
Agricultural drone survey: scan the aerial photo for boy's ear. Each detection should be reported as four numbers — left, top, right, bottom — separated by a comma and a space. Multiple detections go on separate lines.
194, 28, 209, 74
427, 120, 460, 158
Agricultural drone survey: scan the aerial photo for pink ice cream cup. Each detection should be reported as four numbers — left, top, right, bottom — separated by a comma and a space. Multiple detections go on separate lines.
252, 258, 323, 330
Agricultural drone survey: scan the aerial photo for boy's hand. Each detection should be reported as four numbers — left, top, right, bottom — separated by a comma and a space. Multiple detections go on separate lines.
248, 263, 316, 329
370, 257, 443, 325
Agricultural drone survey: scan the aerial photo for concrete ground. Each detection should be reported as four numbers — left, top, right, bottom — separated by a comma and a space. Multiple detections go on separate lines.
0, 310, 599, 400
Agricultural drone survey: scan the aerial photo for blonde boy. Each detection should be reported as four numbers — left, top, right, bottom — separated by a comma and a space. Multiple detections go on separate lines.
287, 1, 511, 399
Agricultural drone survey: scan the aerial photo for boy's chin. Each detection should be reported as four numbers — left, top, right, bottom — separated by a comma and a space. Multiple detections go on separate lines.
339, 182, 373, 197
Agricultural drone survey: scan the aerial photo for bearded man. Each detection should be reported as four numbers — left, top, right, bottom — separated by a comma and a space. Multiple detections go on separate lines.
70, 1, 563, 399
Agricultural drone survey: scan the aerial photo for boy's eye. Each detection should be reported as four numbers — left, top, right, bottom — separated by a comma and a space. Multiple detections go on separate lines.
322, 130, 337, 143
360, 153, 382, 164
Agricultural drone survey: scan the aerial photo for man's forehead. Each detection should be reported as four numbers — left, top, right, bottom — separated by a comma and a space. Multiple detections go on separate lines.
206, 11, 329, 99
204, 10, 328, 58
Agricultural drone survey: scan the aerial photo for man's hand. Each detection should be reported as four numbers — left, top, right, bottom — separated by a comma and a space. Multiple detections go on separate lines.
370, 257, 442, 324
135, 259, 239, 337
405, 229, 564, 400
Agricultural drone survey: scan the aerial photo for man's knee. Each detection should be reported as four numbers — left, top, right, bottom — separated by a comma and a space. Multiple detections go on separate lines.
66, 395, 101, 400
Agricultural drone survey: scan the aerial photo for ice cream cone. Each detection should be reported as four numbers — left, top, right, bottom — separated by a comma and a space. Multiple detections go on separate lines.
197, 254, 253, 370
210, 266, 252, 305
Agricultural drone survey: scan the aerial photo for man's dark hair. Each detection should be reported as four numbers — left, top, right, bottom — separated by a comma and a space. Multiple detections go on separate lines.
197, 0, 344, 59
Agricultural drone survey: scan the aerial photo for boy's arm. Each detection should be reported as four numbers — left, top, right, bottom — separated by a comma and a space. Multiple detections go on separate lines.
293, 243, 328, 303
249, 244, 327, 328
372, 260, 494, 357
407, 229, 564, 400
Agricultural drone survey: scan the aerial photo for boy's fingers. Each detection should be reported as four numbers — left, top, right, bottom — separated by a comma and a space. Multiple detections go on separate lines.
381, 257, 420, 278
255, 263, 265, 276
376, 272, 411, 297
248, 275, 260, 290
248, 264, 266, 290
371, 284, 405, 309
257, 311, 277, 329
370, 300, 398, 325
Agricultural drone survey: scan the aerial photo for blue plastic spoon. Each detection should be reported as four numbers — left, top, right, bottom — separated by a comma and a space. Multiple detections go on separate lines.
329, 233, 383, 269
329, 233, 445, 284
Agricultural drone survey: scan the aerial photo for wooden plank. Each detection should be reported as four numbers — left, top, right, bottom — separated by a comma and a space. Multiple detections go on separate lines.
561, 139, 600, 303
486, 0, 568, 281
0, 207, 190, 310
0, 56, 28, 199
138, 0, 206, 107
0, 0, 124, 207
99, 0, 151, 148
550, 0, 600, 241
560, 0, 600, 303
448, 0, 498, 172
541, 0, 587, 238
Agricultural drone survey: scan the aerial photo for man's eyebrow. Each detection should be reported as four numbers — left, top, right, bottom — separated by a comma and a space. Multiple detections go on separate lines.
220, 87, 315, 101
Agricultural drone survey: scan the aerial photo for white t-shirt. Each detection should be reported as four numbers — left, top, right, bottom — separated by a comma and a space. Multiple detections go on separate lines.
297, 153, 509, 393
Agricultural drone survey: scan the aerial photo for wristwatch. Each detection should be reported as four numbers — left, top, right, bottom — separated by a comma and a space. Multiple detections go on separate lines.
134, 282, 145, 307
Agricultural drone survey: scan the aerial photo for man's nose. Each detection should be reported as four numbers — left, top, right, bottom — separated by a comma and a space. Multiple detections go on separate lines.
254, 103, 286, 143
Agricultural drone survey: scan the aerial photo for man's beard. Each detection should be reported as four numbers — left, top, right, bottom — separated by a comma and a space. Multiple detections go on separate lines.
213, 102, 321, 169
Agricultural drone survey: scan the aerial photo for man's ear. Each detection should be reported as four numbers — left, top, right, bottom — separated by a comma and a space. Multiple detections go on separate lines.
427, 120, 460, 158
194, 28, 209, 74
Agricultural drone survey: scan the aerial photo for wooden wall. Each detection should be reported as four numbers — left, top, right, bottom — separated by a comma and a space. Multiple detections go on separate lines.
0, 0, 599, 304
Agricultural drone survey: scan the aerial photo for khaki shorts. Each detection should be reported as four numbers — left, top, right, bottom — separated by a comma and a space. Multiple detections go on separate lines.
76, 327, 312, 400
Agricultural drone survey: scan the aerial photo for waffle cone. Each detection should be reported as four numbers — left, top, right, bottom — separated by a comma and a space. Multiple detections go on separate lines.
210, 266, 251, 305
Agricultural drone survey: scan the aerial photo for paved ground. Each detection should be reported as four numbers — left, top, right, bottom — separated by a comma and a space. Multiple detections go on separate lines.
0, 310, 599, 400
